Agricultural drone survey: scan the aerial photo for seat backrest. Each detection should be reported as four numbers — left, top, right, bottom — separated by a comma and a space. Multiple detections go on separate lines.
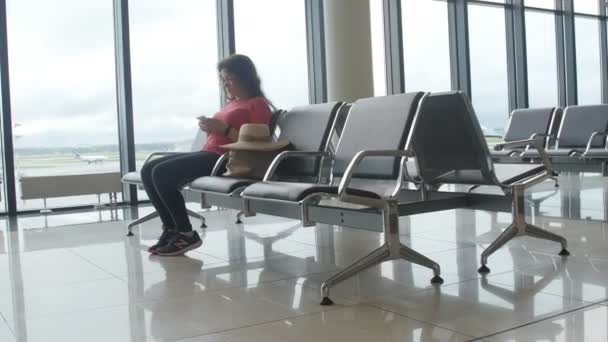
332, 92, 424, 179
275, 102, 343, 176
557, 104, 608, 149
503, 107, 558, 146
407, 91, 497, 185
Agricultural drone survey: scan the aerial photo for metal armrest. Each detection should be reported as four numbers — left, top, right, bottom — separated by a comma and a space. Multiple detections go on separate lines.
584, 131, 608, 154
209, 153, 229, 176
142, 151, 188, 166
338, 149, 413, 204
529, 133, 557, 150
494, 139, 554, 173
263, 151, 330, 181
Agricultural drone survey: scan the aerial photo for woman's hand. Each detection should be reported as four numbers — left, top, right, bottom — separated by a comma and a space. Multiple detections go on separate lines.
199, 118, 227, 134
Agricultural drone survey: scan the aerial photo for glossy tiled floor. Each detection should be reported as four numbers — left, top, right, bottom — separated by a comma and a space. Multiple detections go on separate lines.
1, 173, 608, 341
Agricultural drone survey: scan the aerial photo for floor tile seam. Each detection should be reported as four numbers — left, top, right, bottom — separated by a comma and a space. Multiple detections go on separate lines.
211, 246, 332, 265
16, 214, 119, 231
282, 234, 382, 249
482, 276, 608, 306
129, 280, 261, 306
362, 279, 593, 339
130, 276, 356, 309
4, 302, 138, 326
166, 331, 238, 342
361, 302, 478, 340
3, 275, 125, 295
174, 304, 353, 338
463, 300, 601, 341
65, 247, 128, 281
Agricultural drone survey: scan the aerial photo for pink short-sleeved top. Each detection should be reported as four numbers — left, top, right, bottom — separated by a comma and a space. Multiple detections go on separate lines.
203, 96, 272, 155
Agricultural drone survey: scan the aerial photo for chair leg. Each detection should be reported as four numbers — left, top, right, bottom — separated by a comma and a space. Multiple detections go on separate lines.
186, 209, 207, 228
235, 211, 244, 224
525, 224, 569, 255
550, 175, 559, 188
479, 224, 517, 273
320, 200, 441, 306
479, 183, 569, 273
399, 245, 443, 283
127, 211, 160, 236
320, 245, 390, 305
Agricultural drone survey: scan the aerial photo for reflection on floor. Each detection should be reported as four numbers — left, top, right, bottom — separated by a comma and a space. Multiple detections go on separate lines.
0, 173, 608, 341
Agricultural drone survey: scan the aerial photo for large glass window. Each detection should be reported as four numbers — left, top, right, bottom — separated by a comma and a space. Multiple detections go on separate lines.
524, 0, 556, 9
7, 0, 120, 211
234, 0, 309, 109
574, 0, 600, 15
468, 4, 509, 136
370, 0, 386, 96
401, 0, 451, 93
575, 16, 602, 105
526, 10, 559, 107
129, 0, 219, 200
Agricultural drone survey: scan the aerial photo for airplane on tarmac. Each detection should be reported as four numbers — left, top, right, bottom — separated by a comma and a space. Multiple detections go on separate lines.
73, 151, 108, 164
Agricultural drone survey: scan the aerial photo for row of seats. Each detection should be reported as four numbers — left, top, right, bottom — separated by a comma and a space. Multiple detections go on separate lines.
124, 91, 570, 305
492, 104, 608, 174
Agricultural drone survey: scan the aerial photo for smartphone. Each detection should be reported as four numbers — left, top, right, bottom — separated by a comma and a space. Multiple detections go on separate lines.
196, 115, 208, 122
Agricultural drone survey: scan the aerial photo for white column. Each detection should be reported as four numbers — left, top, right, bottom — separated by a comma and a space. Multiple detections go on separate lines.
324, 0, 374, 102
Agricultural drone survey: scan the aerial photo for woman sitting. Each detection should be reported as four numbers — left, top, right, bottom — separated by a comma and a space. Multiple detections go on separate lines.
142, 54, 272, 256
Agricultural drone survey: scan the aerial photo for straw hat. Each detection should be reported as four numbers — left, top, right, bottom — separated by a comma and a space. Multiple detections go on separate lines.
221, 123, 289, 151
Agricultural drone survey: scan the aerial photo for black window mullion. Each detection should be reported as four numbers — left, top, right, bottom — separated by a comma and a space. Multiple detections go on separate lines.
0, 0, 16, 214
113, 0, 137, 205
305, 0, 327, 104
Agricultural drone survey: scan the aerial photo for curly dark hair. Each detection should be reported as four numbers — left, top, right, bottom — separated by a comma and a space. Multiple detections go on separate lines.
217, 54, 266, 100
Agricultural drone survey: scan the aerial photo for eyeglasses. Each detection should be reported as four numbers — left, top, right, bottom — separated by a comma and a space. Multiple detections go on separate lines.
219, 76, 236, 85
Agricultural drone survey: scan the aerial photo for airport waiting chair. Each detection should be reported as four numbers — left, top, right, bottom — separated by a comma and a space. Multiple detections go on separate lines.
188, 102, 345, 224
123, 109, 284, 236
556, 105, 608, 174
405, 91, 569, 274
490, 107, 562, 159
523, 105, 608, 169
238, 92, 443, 305
122, 130, 209, 236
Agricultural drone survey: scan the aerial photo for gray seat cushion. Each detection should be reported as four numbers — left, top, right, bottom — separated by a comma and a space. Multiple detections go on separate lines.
189, 176, 256, 194
523, 149, 576, 158
493, 163, 545, 184
490, 150, 524, 158
121, 171, 142, 184
577, 149, 608, 158
241, 181, 381, 202
434, 164, 544, 185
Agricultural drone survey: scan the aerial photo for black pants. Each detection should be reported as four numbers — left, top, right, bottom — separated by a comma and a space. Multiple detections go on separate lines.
140, 151, 220, 232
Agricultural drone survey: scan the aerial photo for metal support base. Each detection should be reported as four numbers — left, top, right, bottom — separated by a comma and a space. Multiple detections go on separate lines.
550, 176, 559, 188
236, 211, 244, 224
186, 209, 207, 228
126, 209, 207, 235
479, 184, 568, 273
127, 211, 160, 236
319, 201, 441, 305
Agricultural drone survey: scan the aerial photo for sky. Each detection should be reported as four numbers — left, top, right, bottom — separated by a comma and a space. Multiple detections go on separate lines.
3, 0, 605, 148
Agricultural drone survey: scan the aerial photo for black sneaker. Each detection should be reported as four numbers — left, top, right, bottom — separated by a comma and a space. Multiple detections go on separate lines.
154, 231, 202, 256
147, 229, 176, 253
